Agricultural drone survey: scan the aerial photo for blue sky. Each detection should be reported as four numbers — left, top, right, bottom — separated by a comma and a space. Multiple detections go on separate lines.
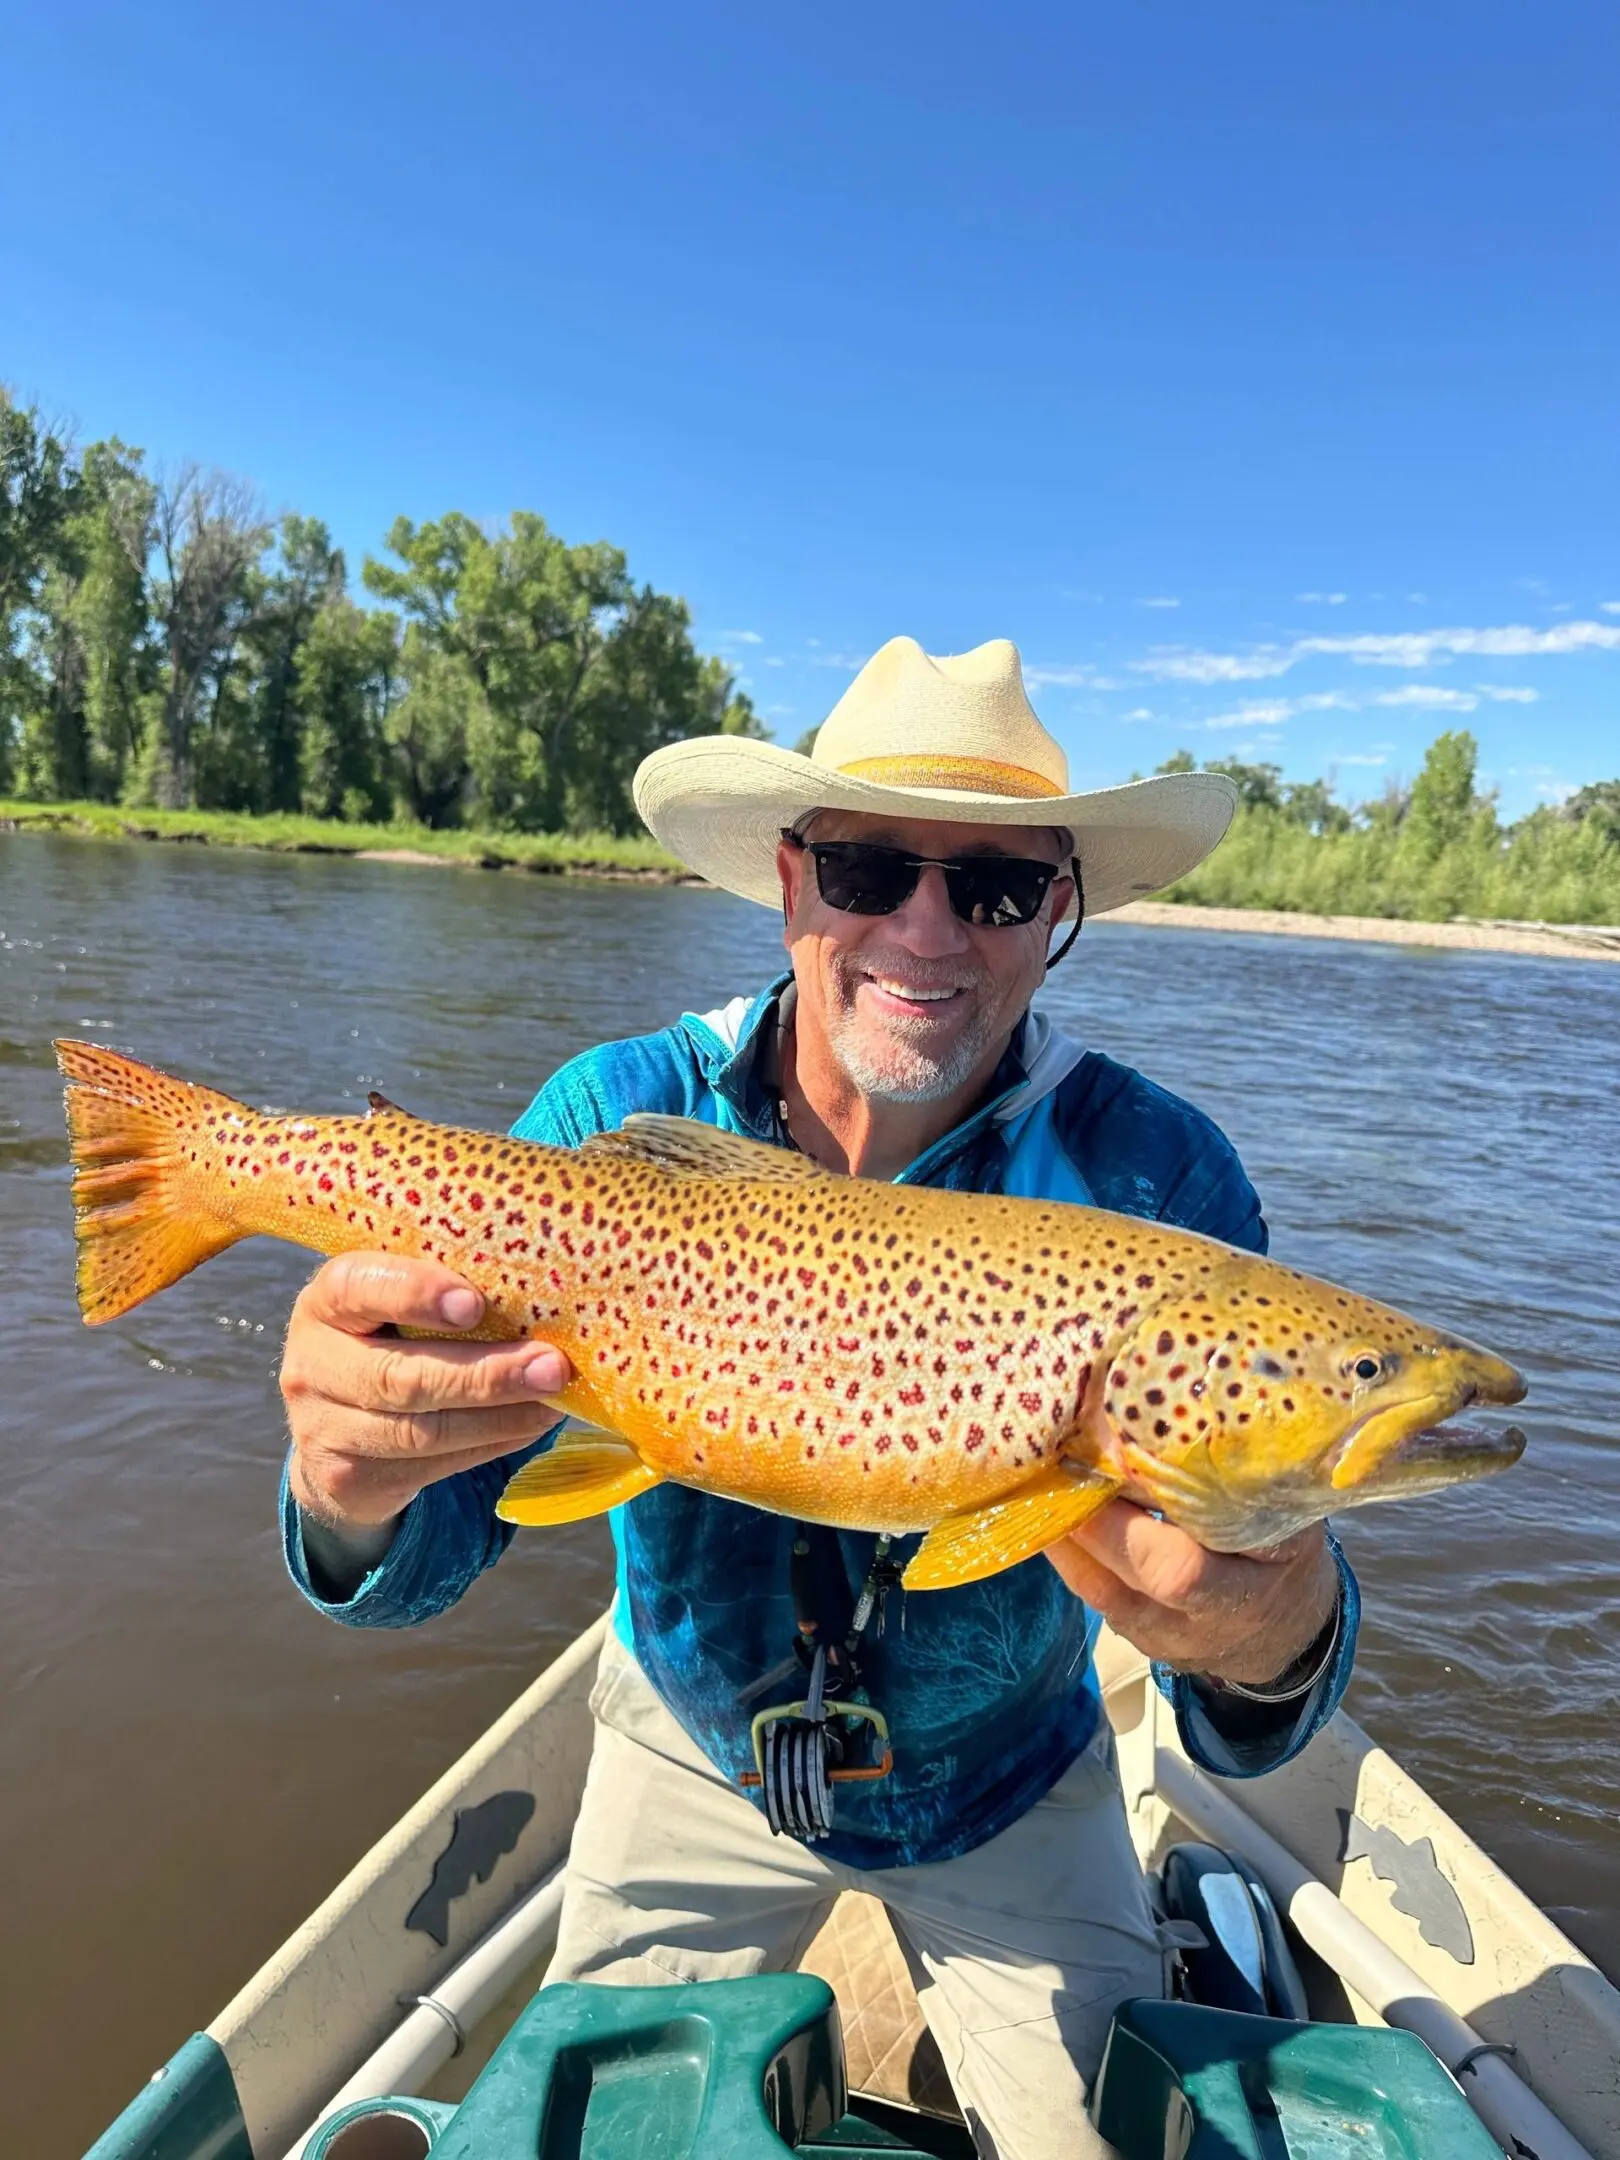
4, 0, 1617, 817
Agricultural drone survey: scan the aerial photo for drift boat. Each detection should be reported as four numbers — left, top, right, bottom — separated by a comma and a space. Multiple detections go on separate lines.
90, 1613, 1620, 2160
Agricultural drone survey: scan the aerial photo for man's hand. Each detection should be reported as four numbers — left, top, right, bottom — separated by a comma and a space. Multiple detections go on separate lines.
1045, 1502, 1338, 1686
280, 1252, 575, 1537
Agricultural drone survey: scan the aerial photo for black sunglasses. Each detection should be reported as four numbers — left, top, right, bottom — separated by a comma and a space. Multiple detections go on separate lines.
784, 833, 1083, 959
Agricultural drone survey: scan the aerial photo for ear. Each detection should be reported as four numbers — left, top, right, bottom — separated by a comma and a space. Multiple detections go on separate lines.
776, 835, 806, 938
1044, 864, 1083, 968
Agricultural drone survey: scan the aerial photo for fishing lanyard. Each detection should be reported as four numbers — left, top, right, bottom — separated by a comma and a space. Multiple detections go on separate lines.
737, 1525, 905, 1842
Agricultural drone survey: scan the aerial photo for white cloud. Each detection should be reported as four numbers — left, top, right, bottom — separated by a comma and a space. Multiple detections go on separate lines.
1121, 707, 1157, 721
1139, 596, 1181, 609
763, 655, 786, 667
1134, 619, 1620, 684
719, 629, 763, 644
1372, 685, 1481, 712
1024, 663, 1121, 689
1603, 601, 1620, 615
1473, 684, 1538, 703
1335, 752, 1389, 767
1202, 701, 1300, 729
1407, 592, 1428, 604
1199, 691, 1359, 729
1296, 592, 1348, 606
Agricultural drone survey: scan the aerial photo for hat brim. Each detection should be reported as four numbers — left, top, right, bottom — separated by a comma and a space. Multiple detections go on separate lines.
633, 738, 1237, 917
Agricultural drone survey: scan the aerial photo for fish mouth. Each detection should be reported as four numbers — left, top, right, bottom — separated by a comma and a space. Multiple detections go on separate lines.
1387, 1418, 1527, 1476
1330, 1391, 1527, 1496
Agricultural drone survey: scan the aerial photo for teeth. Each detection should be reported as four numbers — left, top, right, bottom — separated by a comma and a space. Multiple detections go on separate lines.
870, 979, 957, 1001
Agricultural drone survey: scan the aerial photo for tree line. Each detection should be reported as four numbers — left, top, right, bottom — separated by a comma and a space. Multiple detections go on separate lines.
0, 390, 761, 831
1157, 738, 1620, 924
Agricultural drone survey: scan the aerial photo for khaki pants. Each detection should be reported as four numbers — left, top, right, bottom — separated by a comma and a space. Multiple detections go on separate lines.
547, 1626, 1169, 2160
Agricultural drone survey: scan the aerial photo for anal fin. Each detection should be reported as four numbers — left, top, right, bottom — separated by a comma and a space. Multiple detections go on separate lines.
903, 1465, 1119, 1591
496, 1433, 663, 1525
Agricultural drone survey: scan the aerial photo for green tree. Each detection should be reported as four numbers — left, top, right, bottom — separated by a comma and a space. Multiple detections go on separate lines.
72, 440, 157, 798
244, 516, 348, 811
0, 392, 75, 791
1401, 729, 1487, 859
364, 511, 762, 832
297, 600, 400, 821
1206, 757, 1285, 813
16, 438, 155, 802
1281, 776, 1352, 835
385, 635, 477, 826
133, 467, 270, 808
1562, 778, 1620, 849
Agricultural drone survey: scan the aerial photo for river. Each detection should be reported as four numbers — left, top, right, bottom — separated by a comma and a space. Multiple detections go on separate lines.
3, 831, 1617, 2157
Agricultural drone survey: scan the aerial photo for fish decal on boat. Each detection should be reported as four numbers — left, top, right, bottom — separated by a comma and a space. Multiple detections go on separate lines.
1339, 1811, 1475, 1963
406, 1789, 537, 1949
55, 1041, 1528, 1587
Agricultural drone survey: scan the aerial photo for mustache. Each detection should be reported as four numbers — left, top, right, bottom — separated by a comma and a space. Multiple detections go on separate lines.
834, 952, 992, 995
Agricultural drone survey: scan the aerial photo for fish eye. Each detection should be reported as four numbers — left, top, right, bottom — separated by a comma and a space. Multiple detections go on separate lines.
1351, 1354, 1383, 1383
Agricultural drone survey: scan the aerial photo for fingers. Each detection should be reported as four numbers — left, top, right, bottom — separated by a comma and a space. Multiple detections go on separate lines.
285, 1325, 569, 1424
280, 1251, 580, 1530
1042, 1532, 1156, 1633
289, 1426, 548, 1529
1045, 1502, 1337, 1681
297, 1251, 489, 1336
1067, 1503, 1320, 1610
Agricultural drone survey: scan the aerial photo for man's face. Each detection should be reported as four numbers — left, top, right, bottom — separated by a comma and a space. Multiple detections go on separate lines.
777, 810, 1074, 1105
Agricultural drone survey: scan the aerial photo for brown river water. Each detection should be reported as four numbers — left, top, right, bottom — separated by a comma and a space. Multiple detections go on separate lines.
3, 832, 1617, 2157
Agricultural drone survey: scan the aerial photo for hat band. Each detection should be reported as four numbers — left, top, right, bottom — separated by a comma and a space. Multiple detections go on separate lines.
834, 753, 1063, 800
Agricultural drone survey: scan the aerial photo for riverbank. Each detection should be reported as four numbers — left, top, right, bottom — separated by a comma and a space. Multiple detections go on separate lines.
1112, 899, 1620, 962
5, 798, 1618, 958
0, 798, 689, 878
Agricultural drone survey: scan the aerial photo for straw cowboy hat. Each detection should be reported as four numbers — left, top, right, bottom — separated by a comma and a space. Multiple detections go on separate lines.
633, 635, 1237, 918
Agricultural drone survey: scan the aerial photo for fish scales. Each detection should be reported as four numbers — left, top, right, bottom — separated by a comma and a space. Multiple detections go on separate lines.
53, 1041, 1529, 1588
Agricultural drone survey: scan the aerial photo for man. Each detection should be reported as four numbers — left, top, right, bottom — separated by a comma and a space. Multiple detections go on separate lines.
280, 638, 1355, 2159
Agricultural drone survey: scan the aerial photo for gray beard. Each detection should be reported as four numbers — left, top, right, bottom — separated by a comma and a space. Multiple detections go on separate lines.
824, 1000, 1004, 1105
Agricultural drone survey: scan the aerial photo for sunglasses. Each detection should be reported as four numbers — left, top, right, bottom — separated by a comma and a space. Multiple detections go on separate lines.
784, 834, 1068, 929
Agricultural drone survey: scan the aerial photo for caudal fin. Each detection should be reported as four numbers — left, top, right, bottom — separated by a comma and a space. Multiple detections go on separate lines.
55, 1040, 248, 1324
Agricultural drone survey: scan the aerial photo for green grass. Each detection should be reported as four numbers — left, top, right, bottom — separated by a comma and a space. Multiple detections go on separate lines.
0, 799, 686, 876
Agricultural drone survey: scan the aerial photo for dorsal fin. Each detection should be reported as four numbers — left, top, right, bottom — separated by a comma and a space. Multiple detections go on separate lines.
366, 1090, 404, 1115
580, 1114, 831, 1184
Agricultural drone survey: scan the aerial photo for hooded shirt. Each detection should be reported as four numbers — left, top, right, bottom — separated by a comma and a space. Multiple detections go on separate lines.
284, 976, 1358, 1868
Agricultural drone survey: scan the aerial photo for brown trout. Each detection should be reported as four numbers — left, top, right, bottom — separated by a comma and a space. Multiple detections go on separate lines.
55, 1040, 1527, 1588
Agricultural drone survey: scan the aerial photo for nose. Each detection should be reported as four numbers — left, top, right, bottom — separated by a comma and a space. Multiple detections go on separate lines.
883, 864, 972, 957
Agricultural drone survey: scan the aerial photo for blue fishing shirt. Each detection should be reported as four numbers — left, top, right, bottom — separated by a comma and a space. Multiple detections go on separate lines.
283, 976, 1359, 1869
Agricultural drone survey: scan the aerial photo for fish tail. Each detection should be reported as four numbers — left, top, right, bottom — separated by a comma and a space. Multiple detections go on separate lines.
1337, 1808, 1371, 1864
55, 1040, 248, 1324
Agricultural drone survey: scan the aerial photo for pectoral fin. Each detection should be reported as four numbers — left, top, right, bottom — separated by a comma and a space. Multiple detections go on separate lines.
496, 1433, 663, 1525
903, 1466, 1120, 1591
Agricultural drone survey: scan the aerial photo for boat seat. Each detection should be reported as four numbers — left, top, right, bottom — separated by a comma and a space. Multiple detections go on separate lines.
302, 1976, 983, 2158
798, 1892, 958, 2123
1090, 1998, 1504, 2159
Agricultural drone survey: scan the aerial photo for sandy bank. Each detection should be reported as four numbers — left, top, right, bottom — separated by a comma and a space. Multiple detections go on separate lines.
1109, 900, 1620, 963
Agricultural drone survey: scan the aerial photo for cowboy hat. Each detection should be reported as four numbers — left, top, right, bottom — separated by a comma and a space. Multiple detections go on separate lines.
633, 635, 1237, 918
